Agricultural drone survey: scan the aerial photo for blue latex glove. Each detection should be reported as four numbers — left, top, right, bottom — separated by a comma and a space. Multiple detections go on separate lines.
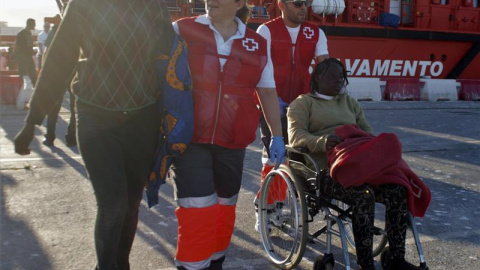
278, 97, 288, 118
269, 136, 286, 168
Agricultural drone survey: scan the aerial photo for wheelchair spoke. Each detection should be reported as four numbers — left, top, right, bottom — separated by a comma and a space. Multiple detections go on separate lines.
258, 165, 308, 269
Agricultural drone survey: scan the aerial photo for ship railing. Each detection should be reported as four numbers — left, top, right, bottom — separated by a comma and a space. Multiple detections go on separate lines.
249, 0, 272, 18
401, 1, 479, 32
165, 0, 182, 15
350, 0, 385, 24
191, 0, 206, 15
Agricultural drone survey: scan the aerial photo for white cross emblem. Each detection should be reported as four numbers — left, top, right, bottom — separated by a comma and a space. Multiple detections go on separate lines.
242, 38, 259, 52
303, 26, 314, 39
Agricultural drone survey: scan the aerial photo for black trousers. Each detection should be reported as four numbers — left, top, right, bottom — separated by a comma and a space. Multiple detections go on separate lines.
77, 102, 160, 270
45, 89, 76, 142
16, 55, 37, 86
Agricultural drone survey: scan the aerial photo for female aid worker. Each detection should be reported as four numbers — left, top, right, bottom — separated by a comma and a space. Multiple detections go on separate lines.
171, 0, 285, 269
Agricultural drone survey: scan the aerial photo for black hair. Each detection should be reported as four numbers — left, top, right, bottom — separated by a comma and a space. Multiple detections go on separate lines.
26, 18, 35, 26
236, 1, 251, 24
309, 58, 349, 94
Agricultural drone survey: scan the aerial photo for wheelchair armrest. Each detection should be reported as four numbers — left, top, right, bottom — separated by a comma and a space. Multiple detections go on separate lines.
285, 145, 324, 185
285, 145, 310, 154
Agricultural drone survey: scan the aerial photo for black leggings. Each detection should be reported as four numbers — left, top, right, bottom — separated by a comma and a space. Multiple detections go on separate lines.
322, 177, 408, 268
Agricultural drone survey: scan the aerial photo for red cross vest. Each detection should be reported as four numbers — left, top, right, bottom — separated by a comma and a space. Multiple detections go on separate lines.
265, 17, 319, 103
177, 17, 268, 149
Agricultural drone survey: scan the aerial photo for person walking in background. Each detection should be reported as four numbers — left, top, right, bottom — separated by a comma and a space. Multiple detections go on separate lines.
253, 0, 329, 230
44, 15, 61, 53
13, 0, 176, 269
171, 0, 285, 268
36, 22, 50, 70
32, 49, 39, 70
15, 18, 37, 86
0, 49, 7, 71
6, 45, 16, 71
41, 9, 75, 147
41, 71, 77, 147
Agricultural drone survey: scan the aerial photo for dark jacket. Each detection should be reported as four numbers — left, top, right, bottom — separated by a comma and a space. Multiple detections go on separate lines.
26, 0, 175, 125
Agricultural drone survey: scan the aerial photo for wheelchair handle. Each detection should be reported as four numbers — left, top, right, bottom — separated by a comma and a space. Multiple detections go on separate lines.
285, 145, 310, 154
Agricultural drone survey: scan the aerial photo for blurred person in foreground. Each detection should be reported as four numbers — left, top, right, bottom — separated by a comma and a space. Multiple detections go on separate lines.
13, 0, 176, 269
170, 0, 285, 268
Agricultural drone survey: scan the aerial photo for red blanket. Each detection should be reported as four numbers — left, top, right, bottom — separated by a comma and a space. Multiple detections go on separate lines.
327, 124, 431, 217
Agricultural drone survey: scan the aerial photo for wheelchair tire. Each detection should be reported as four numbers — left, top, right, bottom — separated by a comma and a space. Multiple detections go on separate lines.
336, 201, 388, 257
258, 164, 308, 270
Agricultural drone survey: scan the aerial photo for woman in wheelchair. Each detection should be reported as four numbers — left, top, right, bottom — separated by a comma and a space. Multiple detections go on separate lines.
286, 58, 426, 270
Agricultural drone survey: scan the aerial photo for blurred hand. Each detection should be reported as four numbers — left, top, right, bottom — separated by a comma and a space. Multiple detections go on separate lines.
278, 97, 288, 118
269, 136, 286, 168
326, 135, 343, 151
14, 123, 35, 155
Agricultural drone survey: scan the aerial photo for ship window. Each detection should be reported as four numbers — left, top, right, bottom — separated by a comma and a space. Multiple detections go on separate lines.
401, 0, 414, 25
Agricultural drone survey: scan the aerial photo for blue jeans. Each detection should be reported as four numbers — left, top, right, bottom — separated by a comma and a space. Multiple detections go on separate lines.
77, 101, 160, 270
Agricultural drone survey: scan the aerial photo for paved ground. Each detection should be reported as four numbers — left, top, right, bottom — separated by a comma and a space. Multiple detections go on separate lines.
1, 99, 480, 270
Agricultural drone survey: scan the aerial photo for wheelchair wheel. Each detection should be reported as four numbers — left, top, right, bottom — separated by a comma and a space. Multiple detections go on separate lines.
336, 201, 388, 257
258, 164, 308, 270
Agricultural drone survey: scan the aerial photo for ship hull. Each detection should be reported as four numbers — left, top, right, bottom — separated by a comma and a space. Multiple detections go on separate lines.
322, 25, 480, 79
246, 21, 480, 79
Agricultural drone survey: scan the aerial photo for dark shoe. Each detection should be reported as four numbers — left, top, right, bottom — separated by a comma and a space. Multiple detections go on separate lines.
42, 138, 54, 147
387, 258, 423, 270
65, 135, 77, 147
314, 253, 336, 270
210, 256, 225, 270
43, 133, 55, 147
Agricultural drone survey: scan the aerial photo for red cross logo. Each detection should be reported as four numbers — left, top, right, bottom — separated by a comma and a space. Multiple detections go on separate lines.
303, 27, 314, 39
242, 38, 259, 52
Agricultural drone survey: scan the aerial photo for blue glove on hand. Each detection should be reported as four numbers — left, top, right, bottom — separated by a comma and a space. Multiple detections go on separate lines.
269, 136, 286, 168
278, 97, 288, 118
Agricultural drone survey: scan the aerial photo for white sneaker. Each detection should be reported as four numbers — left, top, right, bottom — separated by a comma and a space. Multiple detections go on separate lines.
255, 210, 273, 233
254, 211, 261, 232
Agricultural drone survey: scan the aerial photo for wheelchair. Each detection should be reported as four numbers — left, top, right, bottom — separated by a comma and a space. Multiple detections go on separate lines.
257, 146, 429, 270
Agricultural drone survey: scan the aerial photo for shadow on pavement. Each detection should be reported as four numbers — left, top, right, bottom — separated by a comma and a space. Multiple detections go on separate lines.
0, 173, 52, 270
